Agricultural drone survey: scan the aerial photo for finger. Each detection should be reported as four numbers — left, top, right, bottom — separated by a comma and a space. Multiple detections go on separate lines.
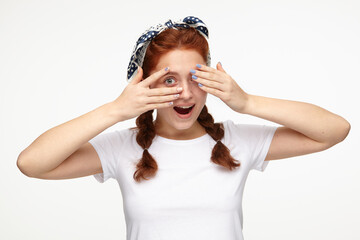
130, 66, 143, 85
146, 101, 175, 111
141, 67, 170, 87
192, 75, 225, 92
195, 63, 217, 73
147, 93, 180, 103
197, 82, 224, 98
147, 86, 183, 96
191, 69, 223, 84
216, 62, 227, 73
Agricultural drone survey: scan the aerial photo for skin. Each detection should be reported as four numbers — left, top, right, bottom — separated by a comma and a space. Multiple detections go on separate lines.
148, 49, 208, 140
17, 47, 351, 179
186, 56, 351, 161
143, 48, 350, 161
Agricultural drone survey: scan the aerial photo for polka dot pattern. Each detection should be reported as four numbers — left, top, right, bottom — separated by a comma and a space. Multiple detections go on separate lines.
126, 16, 211, 82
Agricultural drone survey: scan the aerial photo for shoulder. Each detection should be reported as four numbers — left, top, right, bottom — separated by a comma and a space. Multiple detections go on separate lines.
221, 119, 278, 142
90, 127, 138, 146
221, 119, 263, 133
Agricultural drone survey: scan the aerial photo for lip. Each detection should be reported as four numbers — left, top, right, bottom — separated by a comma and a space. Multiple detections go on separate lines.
173, 104, 195, 119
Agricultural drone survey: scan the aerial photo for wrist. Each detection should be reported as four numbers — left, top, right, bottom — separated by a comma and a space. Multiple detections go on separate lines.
104, 101, 127, 123
240, 93, 254, 115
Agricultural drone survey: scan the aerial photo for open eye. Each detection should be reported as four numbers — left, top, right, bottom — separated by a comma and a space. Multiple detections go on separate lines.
164, 77, 176, 85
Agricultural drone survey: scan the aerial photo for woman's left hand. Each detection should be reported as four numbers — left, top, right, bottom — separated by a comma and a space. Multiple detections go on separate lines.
192, 62, 249, 114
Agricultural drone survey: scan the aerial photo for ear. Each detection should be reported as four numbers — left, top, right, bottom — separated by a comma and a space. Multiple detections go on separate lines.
216, 62, 226, 73
130, 66, 143, 84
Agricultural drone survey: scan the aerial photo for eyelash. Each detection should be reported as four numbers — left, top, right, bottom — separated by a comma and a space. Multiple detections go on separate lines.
164, 77, 176, 85
163, 76, 196, 85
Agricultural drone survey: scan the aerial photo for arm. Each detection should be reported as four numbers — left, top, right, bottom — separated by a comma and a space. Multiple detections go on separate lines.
191, 63, 350, 161
17, 102, 122, 178
242, 95, 351, 160
17, 66, 180, 179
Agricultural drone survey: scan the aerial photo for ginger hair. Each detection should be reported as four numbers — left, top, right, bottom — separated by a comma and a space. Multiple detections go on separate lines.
131, 27, 240, 182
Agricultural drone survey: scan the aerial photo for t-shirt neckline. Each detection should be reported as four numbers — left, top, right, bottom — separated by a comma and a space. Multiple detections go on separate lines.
154, 133, 210, 145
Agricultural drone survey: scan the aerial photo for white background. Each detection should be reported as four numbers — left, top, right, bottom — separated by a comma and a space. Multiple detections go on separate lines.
1, 0, 359, 239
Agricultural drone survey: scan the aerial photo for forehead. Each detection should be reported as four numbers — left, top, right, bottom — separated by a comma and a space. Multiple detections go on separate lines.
153, 49, 205, 73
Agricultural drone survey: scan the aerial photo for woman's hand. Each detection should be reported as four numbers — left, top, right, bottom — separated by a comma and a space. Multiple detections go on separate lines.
192, 63, 350, 161
113, 66, 183, 121
191, 62, 249, 114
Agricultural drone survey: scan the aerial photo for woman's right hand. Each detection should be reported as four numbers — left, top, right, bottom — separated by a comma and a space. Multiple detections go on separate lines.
112, 66, 183, 121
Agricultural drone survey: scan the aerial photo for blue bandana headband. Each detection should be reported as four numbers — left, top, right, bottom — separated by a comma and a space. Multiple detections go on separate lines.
126, 16, 211, 82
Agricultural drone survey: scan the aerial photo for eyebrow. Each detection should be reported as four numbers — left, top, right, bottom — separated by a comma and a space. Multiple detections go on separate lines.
159, 70, 192, 81
168, 71, 180, 75
166, 70, 193, 76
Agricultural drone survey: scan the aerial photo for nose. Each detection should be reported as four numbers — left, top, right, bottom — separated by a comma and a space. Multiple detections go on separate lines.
178, 79, 193, 100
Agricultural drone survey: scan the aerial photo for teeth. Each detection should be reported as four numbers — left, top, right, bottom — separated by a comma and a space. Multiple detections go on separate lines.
178, 105, 193, 109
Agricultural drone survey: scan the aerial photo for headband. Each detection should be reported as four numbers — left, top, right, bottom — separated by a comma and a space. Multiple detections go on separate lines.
126, 16, 211, 83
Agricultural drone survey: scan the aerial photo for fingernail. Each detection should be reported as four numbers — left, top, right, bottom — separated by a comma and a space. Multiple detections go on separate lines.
174, 94, 179, 98
219, 62, 222, 66
177, 87, 183, 91
169, 101, 173, 105
192, 75, 198, 80
198, 83, 203, 87
165, 67, 169, 71
190, 69, 196, 74
196, 64, 202, 68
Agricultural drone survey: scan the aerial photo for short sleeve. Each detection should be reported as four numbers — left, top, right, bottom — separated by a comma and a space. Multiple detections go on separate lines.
248, 125, 278, 171
89, 131, 121, 183
223, 120, 278, 172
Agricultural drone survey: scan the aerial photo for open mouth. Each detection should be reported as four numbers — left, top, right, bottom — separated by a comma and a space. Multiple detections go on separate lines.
173, 104, 195, 115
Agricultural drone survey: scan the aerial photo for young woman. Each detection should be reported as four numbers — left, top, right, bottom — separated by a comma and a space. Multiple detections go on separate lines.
17, 16, 350, 240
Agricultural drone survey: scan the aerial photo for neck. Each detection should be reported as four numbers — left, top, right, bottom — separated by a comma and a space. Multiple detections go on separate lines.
154, 120, 207, 140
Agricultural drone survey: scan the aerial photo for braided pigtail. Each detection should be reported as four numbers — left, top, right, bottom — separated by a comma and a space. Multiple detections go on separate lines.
133, 110, 158, 182
197, 105, 240, 170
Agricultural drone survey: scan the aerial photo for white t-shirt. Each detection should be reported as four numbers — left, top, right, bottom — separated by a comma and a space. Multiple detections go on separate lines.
89, 120, 278, 240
